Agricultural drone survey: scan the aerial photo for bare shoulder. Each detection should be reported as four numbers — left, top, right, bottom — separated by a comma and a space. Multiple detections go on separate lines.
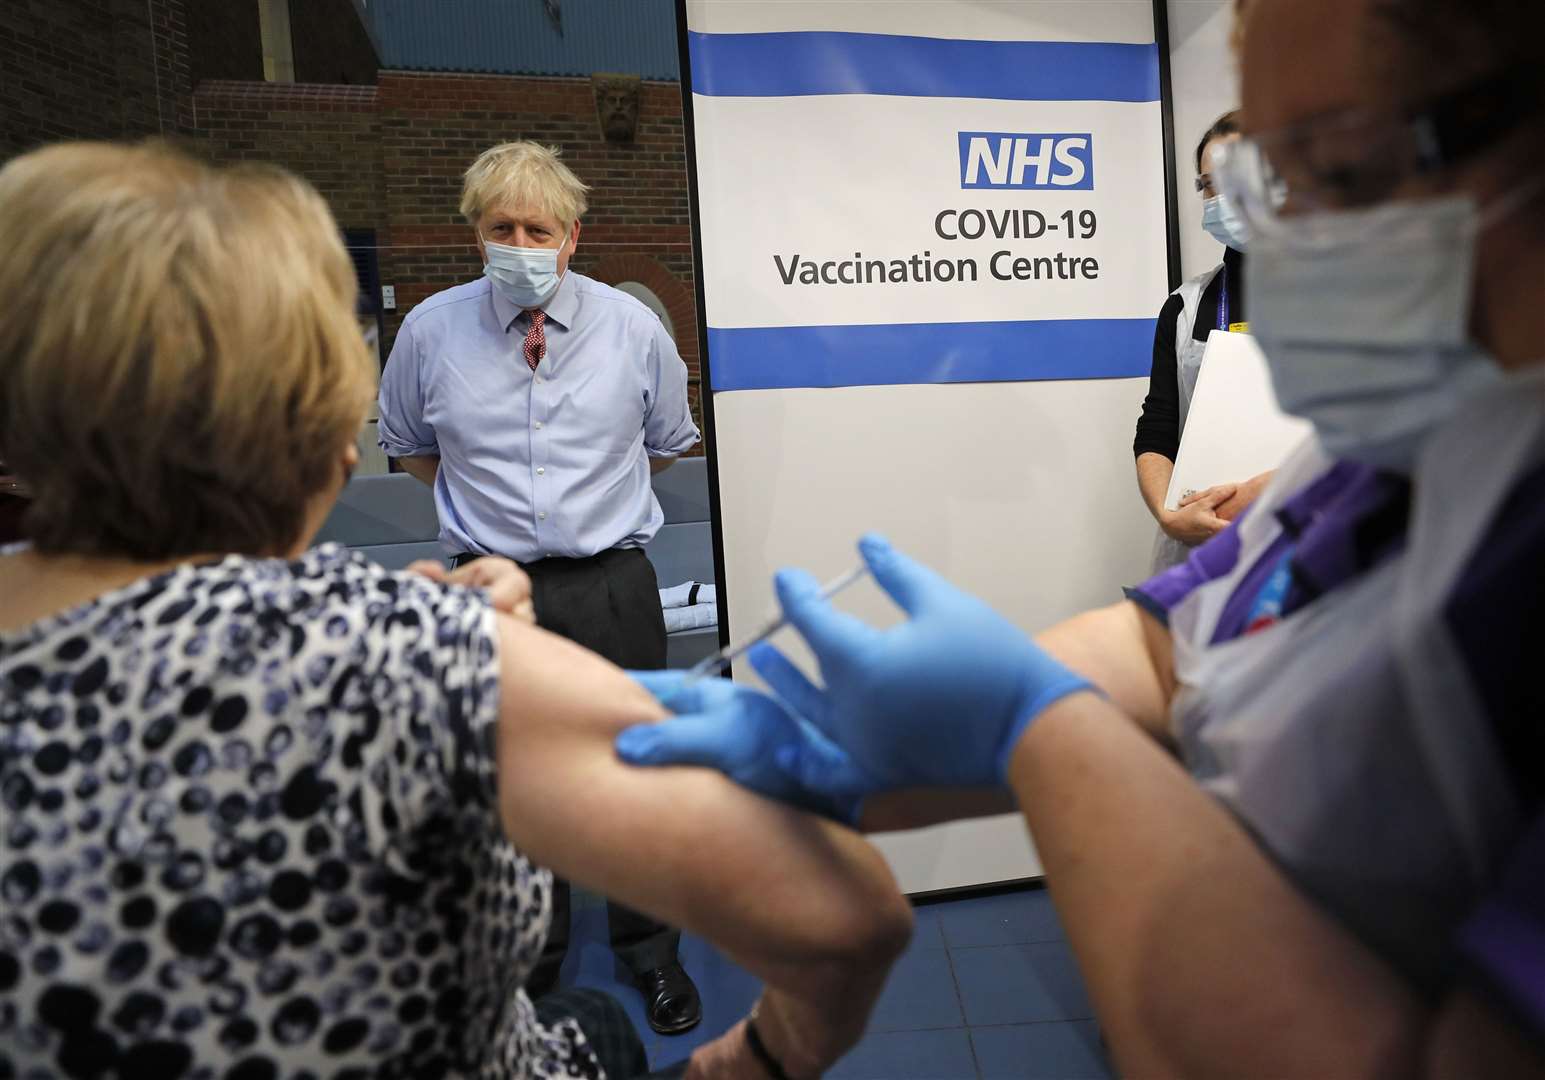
490, 613, 664, 743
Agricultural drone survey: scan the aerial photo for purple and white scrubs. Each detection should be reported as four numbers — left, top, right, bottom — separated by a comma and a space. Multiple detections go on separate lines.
1127, 368, 1545, 1032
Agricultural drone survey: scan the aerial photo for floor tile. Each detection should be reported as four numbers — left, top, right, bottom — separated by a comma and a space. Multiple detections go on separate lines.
680, 935, 764, 1027
952, 943, 1094, 1027
867, 945, 964, 1032
970, 1021, 1112, 1079
936, 888, 1064, 948
550, 889, 1103, 1076
910, 903, 948, 950
827, 1028, 979, 1079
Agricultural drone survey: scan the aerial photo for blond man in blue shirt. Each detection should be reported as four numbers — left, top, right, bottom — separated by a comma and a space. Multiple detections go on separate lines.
378, 141, 702, 1034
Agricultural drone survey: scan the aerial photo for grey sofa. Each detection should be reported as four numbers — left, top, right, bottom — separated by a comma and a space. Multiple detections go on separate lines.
313, 459, 721, 670
641, 459, 720, 669
311, 473, 444, 572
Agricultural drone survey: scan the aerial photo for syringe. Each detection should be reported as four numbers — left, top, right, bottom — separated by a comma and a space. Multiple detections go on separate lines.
673, 563, 870, 692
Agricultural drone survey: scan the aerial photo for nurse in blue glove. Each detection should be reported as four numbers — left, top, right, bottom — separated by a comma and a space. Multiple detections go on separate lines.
619, 0, 1545, 1074
622, 669, 877, 823
621, 534, 1094, 803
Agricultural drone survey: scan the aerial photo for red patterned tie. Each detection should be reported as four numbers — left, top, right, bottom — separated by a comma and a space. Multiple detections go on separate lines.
522, 309, 546, 371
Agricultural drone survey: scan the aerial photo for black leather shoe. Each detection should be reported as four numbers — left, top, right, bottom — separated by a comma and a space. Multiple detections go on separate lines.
636, 962, 702, 1035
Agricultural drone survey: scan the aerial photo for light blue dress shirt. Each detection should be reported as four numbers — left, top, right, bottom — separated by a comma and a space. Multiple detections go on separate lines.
377, 272, 700, 562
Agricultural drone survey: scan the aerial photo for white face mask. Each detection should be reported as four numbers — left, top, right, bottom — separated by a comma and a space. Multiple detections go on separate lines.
1248, 194, 1502, 473
1202, 193, 1251, 251
483, 235, 566, 309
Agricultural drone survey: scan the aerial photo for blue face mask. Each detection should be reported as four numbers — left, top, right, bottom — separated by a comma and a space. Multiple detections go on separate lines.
1202, 194, 1251, 251
483, 236, 566, 309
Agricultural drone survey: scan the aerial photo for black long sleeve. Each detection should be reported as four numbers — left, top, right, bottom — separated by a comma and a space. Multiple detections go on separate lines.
1134, 292, 1184, 461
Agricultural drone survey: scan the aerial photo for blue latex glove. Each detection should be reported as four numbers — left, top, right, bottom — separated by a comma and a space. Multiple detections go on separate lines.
755, 533, 1094, 788
618, 669, 878, 823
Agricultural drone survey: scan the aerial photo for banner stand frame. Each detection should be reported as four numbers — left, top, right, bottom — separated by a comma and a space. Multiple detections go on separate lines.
1152, 0, 1184, 291
674, 0, 736, 663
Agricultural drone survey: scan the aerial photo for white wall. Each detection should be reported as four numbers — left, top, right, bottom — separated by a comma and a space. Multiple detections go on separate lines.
1168, 1, 1239, 281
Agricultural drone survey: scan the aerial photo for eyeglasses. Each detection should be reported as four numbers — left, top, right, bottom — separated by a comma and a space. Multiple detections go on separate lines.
1215, 66, 1540, 238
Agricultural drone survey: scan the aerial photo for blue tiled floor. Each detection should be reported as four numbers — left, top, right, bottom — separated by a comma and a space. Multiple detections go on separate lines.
556, 884, 1115, 1078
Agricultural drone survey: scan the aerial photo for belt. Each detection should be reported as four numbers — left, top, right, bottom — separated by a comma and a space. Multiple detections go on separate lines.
451, 547, 642, 572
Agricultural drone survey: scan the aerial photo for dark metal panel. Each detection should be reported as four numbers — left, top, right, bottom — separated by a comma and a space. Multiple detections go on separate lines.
1153, 0, 1184, 292
672, 0, 733, 658
371, 0, 681, 79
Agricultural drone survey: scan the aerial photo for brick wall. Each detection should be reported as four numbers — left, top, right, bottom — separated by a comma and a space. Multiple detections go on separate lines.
0, 0, 189, 158
192, 81, 384, 231
2, 8, 704, 448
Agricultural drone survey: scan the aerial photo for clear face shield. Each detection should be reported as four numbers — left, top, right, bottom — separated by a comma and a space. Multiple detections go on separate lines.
1213, 66, 1541, 250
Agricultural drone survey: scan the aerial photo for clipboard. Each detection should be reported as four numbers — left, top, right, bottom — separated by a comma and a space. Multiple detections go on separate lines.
1164, 331, 1314, 511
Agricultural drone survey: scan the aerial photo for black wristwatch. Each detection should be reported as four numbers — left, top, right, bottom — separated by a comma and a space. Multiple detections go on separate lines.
744, 1015, 794, 1080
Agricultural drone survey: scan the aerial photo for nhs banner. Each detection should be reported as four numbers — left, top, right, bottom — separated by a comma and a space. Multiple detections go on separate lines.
684, 1, 1171, 392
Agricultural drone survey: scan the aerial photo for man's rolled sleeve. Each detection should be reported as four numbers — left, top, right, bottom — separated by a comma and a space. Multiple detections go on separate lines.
1459, 813, 1545, 1043
642, 318, 700, 458
377, 319, 439, 459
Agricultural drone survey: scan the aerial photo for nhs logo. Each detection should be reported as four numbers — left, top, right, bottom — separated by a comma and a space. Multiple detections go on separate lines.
958, 132, 1094, 190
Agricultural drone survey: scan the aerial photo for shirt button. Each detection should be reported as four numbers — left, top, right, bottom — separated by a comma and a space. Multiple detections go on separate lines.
536, 377, 543, 384
538, 512, 547, 520
536, 467, 545, 475
534, 422, 543, 430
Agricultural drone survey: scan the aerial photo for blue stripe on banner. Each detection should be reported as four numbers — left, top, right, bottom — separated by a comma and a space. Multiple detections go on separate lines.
687, 31, 1159, 102
707, 319, 1155, 391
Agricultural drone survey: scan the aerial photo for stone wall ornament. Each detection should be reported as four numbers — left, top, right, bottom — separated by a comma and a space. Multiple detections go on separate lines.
592, 73, 642, 143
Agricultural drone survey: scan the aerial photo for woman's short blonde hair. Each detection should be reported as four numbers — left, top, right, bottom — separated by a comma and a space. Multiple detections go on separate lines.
0, 141, 373, 559
460, 141, 590, 228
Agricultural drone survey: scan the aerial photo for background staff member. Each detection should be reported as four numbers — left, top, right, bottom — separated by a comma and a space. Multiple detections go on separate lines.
1133, 112, 1270, 571
377, 141, 704, 1035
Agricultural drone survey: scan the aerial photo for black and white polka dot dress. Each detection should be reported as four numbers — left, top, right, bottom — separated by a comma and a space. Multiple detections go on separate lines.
0, 545, 604, 1079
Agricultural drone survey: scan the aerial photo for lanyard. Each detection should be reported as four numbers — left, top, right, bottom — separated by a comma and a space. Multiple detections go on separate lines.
1243, 547, 1295, 635
1217, 265, 1231, 331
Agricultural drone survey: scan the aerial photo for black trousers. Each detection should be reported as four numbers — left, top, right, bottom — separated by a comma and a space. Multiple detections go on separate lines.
455, 546, 680, 988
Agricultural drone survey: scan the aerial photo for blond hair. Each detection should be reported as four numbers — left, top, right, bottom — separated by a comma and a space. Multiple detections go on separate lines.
0, 141, 373, 559
460, 141, 590, 228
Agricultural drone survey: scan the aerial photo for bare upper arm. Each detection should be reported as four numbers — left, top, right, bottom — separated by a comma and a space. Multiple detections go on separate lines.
1036, 601, 1177, 747
485, 614, 910, 970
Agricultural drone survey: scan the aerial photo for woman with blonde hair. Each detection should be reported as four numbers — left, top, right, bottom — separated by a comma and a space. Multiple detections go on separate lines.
0, 141, 911, 1079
